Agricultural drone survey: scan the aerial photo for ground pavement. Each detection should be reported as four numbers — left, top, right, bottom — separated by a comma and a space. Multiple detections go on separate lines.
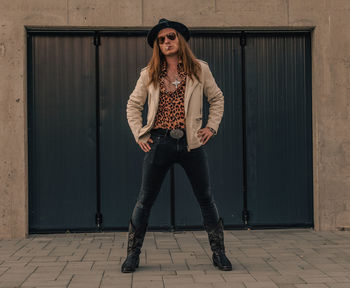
0, 228, 350, 288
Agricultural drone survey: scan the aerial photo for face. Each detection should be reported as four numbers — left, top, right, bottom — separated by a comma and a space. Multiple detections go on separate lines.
157, 28, 179, 56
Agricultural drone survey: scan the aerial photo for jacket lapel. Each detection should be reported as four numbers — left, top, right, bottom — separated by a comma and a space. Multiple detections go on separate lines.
148, 82, 160, 120
184, 75, 199, 116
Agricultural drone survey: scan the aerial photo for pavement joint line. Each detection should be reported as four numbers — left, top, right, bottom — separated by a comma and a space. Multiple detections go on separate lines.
106, 247, 112, 262
168, 249, 174, 264
18, 264, 38, 287
80, 243, 90, 261
55, 260, 69, 281
97, 269, 105, 288
184, 258, 190, 272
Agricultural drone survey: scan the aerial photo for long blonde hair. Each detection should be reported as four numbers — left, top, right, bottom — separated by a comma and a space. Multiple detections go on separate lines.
146, 32, 201, 88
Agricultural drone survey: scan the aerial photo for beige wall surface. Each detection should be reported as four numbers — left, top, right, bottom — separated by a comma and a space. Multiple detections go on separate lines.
0, 0, 349, 239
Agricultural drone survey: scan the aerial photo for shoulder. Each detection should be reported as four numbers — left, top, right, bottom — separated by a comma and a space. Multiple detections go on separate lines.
196, 59, 212, 80
197, 59, 211, 75
138, 66, 150, 82
140, 66, 149, 76
197, 59, 209, 68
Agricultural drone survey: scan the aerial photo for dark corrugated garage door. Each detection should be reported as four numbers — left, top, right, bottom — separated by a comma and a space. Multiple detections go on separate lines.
28, 30, 312, 233
28, 35, 97, 230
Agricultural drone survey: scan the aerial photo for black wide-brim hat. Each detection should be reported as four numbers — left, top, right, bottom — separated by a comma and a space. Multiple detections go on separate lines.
147, 18, 190, 48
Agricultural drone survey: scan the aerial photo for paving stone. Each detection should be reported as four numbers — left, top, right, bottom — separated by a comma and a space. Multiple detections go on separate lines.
331, 276, 350, 282
244, 281, 279, 287
294, 284, 329, 288
68, 272, 103, 285
167, 284, 212, 288
90, 260, 120, 272
161, 263, 189, 271
269, 275, 306, 284
21, 279, 71, 287
162, 274, 194, 285
132, 280, 164, 288
325, 284, 350, 288
212, 282, 246, 287
192, 273, 225, 283
299, 275, 336, 283
175, 269, 205, 275
222, 273, 258, 282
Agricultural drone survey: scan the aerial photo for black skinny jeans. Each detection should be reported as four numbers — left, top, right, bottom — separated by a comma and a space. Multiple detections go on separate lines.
131, 128, 220, 229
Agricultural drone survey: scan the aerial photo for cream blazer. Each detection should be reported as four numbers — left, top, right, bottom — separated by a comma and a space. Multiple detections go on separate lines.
126, 59, 224, 152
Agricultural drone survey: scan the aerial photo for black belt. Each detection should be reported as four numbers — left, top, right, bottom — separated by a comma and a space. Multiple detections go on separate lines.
150, 128, 186, 139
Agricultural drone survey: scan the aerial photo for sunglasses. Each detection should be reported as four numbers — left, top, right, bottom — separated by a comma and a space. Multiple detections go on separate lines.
157, 32, 177, 45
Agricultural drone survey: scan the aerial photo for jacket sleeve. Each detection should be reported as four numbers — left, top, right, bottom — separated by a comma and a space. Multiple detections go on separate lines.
126, 69, 148, 143
203, 64, 224, 135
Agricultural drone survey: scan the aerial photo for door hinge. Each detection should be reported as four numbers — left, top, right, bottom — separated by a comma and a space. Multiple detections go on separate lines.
240, 31, 246, 47
95, 212, 103, 228
242, 209, 249, 225
93, 33, 101, 46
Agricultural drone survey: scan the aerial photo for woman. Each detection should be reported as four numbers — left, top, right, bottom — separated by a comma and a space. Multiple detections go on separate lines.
123, 18, 232, 273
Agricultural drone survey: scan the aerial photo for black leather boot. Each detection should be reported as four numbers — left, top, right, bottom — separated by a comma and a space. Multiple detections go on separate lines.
204, 217, 232, 271
121, 219, 148, 273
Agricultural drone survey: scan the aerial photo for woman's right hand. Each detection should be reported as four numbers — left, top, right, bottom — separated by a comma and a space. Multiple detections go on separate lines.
138, 138, 154, 152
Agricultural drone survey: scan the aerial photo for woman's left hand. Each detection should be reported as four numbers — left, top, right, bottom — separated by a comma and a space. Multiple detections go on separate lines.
197, 127, 214, 145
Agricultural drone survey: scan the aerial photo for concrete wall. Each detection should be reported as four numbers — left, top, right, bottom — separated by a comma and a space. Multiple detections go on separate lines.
1, 0, 349, 239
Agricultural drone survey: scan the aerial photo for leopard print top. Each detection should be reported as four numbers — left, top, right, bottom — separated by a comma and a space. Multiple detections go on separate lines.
152, 60, 187, 130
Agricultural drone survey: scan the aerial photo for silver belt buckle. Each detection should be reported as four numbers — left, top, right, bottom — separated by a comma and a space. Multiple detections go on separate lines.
169, 129, 184, 139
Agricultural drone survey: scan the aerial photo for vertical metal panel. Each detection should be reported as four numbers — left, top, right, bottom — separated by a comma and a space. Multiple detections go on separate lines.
174, 34, 244, 227
99, 35, 171, 229
29, 35, 97, 231
245, 34, 313, 225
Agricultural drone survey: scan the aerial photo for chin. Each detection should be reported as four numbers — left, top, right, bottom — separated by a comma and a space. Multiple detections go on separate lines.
163, 50, 178, 56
